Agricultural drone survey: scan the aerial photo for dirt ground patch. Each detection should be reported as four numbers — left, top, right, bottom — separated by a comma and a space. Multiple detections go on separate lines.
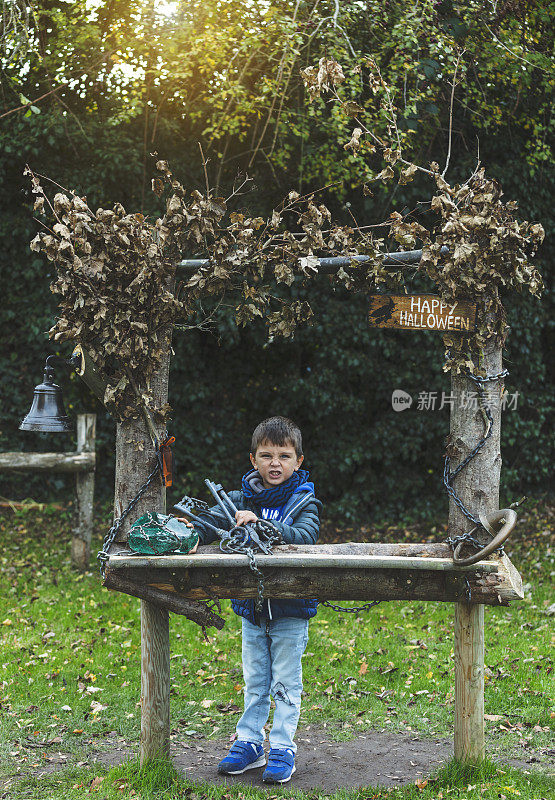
2, 727, 550, 795
168, 729, 451, 790
89, 726, 548, 792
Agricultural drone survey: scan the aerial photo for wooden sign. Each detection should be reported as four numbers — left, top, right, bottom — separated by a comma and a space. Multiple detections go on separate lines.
368, 295, 476, 332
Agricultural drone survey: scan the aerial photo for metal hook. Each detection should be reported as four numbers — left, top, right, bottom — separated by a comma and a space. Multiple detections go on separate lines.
453, 508, 517, 566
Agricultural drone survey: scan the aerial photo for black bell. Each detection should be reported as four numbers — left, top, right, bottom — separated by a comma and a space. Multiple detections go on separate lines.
19, 365, 73, 432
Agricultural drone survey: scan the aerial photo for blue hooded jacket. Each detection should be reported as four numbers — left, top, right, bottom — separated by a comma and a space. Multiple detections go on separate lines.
193, 477, 321, 626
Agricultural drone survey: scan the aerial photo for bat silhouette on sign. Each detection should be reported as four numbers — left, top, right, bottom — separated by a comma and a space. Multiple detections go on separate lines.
369, 296, 395, 324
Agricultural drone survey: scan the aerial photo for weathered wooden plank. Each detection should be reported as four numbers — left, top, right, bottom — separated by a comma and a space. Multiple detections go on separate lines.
103, 571, 224, 629
103, 550, 521, 606
0, 451, 95, 473
72, 414, 96, 571
368, 295, 476, 331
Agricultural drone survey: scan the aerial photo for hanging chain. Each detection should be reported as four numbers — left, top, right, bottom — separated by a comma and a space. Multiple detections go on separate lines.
97, 465, 161, 578
443, 365, 509, 554
321, 599, 383, 614
218, 519, 283, 613
178, 495, 283, 613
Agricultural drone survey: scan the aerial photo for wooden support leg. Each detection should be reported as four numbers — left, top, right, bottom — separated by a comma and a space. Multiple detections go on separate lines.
72, 414, 96, 571
140, 599, 170, 763
448, 325, 502, 762
454, 602, 484, 762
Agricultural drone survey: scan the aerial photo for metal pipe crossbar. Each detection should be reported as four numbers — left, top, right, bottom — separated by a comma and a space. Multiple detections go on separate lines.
107, 552, 498, 572
178, 247, 448, 273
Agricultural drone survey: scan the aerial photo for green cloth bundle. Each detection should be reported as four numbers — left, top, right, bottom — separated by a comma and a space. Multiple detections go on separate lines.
128, 512, 199, 555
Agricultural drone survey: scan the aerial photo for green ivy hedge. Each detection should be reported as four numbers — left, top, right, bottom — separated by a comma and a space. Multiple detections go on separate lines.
0, 111, 552, 524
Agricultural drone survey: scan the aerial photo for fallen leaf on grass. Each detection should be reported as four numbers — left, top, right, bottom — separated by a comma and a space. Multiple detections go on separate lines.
217, 703, 240, 714
484, 714, 503, 722
359, 661, 368, 675
416, 778, 428, 789
88, 776, 104, 792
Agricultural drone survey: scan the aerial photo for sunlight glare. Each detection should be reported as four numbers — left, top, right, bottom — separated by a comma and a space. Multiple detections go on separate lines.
157, 0, 179, 17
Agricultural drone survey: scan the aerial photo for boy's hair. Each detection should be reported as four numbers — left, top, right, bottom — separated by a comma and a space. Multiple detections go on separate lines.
251, 416, 303, 458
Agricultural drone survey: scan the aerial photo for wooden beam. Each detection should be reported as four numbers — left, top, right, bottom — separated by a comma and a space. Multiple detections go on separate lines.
0, 451, 95, 473
102, 543, 523, 607
449, 325, 504, 762
106, 551, 500, 573
103, 571, 224, 629
455, 602, 484, 761
177, 246, 450, 274
72, 414, 96, 571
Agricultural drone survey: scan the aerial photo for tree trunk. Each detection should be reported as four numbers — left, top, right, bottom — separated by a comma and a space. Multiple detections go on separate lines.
112, 312, 173, 764
72, 344, 109, 406
449, 331, 504, 763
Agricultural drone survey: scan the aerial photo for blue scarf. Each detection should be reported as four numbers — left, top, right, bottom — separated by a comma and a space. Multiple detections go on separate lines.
241, 468, 310, 511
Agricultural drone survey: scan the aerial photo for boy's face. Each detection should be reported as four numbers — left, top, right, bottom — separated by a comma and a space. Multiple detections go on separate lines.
250, 439, 304, 490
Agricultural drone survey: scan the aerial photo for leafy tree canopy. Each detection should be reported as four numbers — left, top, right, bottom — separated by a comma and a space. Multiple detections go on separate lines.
0, 0, 552, 519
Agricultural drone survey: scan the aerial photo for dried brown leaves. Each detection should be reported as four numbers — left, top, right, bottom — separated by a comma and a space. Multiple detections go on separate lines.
421, 167, 544, 372
27, 54, 546, 412
300, 57, 545, 373
27, 161, 386, 415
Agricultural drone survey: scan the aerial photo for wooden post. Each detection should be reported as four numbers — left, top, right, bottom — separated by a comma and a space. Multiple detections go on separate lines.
72, 414, 96, 571
141, 598, 170, 760
112, 320, 173, 763
448, 332, 503, 763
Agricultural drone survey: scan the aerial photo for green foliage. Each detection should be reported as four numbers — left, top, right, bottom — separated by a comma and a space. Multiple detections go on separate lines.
0, 0, 552, 518
0, 503, 554, 797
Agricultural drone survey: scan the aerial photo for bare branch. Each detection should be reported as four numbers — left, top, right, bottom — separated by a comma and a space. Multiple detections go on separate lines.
442, 49, 465, 179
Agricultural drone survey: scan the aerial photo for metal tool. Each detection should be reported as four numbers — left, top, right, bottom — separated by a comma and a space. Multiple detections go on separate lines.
174, 481, 284, 611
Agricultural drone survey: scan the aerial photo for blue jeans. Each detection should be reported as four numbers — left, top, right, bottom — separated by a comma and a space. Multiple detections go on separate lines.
235, 616, 309, 753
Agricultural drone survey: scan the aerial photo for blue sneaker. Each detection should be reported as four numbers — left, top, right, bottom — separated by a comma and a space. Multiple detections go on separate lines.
262, 748, 296, 783
217, 741, 265, 775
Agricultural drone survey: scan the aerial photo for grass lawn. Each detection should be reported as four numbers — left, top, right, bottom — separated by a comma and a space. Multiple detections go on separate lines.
0, 500, 553, 799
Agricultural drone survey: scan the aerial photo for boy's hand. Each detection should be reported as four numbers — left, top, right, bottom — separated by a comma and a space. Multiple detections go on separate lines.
176, 518, 199, 554
235, 510, 258, 526
176, 517, 194, 527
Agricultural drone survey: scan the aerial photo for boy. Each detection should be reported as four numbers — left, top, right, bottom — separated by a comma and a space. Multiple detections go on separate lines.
182, 416, 320, 784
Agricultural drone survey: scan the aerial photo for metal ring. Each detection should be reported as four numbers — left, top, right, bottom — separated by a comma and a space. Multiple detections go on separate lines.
453, 509, 517, 566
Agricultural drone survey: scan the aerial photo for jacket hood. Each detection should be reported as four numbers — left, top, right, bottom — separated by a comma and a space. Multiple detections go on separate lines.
293, 480, 315, 495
